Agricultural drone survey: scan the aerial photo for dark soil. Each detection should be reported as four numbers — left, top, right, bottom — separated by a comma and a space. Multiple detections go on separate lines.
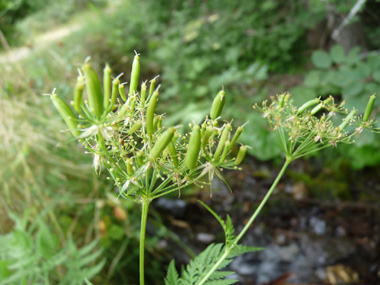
154, 156, 380, 284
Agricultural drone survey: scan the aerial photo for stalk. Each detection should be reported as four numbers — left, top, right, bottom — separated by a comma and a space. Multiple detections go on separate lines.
197, 157, 292, 285
139, 200, 150, 285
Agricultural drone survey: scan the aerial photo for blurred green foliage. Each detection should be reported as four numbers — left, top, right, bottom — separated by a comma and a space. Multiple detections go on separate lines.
2, 0, 380, 283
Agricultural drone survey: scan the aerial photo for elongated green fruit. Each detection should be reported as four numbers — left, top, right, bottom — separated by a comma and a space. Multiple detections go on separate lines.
214, 124, 231, 161
51, 93, 80, 137
82, 62, 103, 119
150, 128, 175, 160
230, 126, 243, 146
185, 125, 201, 170
297, 98, 320, 114
129, 54, 140, 96
149, 78, 156, 96
146, 91, 159, 139
140, 82, 147, 106
126, 158, 134, 175
110, 77, 120, 110
128, 120, 142, 135
339, 110, 356, 131
310, 97, 331, 115
119, 83, 127, 101
168, 141, 179, 168
210, 90, 225, 120
235, 145, 247, 165
103, 64, 112, 110
363, 94, 376, 122
74, 75, 85, 113
219, 141, 231, 163
202, 126, 214, 149
136, 151, 144, 166
278, 94, 285, 108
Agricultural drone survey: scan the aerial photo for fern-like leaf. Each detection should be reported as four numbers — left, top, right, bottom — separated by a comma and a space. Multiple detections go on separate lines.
165, 260, 180, 285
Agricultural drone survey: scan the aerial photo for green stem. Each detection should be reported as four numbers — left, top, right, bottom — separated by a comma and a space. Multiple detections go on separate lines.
197, 157, 292, 285
139, 199, 150, 285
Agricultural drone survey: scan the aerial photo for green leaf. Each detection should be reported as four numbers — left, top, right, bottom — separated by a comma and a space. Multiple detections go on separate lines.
198, 201, 226, 231
311, 50, 332, 69
165, 260, 180, 285
304, 71, 320, 88
346, 47, 361, 66
342, 82, 363, 98
330, 45, 345, 64
372, 70, 380, 83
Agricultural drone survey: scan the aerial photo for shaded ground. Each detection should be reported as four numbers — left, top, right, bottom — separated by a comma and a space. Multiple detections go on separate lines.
154, 157, 380, 284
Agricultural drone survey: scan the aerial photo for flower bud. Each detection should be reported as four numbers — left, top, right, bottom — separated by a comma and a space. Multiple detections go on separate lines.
149, 78, 156, 96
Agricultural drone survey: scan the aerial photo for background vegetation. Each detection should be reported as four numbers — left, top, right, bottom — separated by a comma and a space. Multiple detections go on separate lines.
1, 0, 380, 283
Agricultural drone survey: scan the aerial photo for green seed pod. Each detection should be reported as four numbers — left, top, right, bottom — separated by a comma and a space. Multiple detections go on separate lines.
297, 98, 320, 114
153, 114, 159, 131
168, 141, 179, 168
126, 158, 134, 175
146, 91, 159, 139
51, 93, 80, 138
310, 97, 331, 115
277, 94, 285, 108
128, 120, 142, 135
157, 116, 162, 130
202, 126, 215, 149
103, 64, 112, 110
363, 94, 376, 122
119, 83, 127, 101
110, 77, 120, 110
74, 74, 85, 113
140, 82, 147, 106
150, 127, 176, 160
185, 125, 201, 170
339, 110, 356, 131
214, 124, 232, 161
230, 126, 243, 146
129, 95, 137, 114
235, 145, 247, 165
129, 53, 140, 96
219, 140, 231, 163
136, 151, 144, 166
210, 90, 226, 120
149, 78, 156, 96
82, 62, 103, 119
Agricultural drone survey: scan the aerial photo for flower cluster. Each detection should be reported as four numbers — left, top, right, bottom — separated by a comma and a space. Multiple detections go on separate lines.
50, 53, 246, 202
253, 93, 378, 161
